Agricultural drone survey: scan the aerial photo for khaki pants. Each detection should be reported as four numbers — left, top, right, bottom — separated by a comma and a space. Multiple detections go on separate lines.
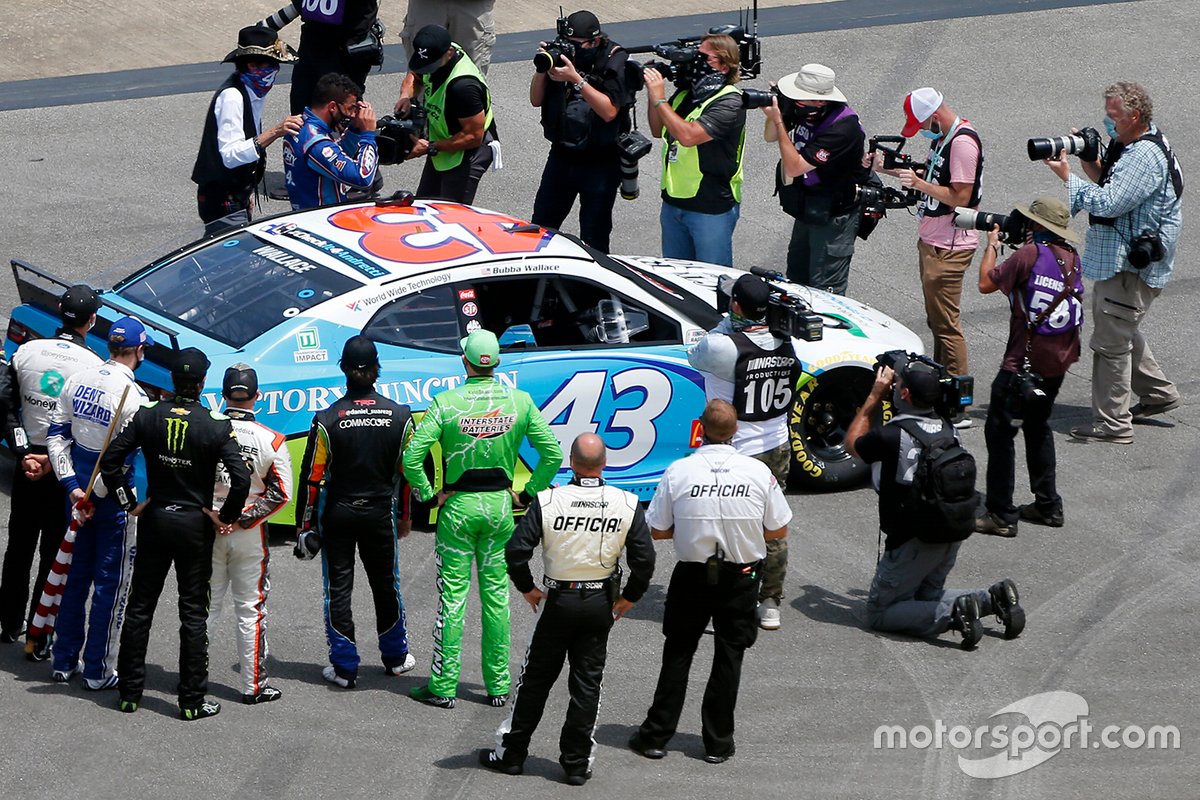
917, 239, 974, 377
751, 443, 790, 603
1089, 272, 1178, 436
401, 0, 496, 74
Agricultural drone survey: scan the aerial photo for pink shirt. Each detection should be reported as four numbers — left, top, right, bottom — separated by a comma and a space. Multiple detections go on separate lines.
917, 122, 981, 251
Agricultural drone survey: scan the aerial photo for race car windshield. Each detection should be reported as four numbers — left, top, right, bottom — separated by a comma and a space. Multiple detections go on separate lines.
119, 236, 362, 347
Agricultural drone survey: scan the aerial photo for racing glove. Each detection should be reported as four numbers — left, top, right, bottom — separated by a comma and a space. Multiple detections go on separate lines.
294, 529, 323, 560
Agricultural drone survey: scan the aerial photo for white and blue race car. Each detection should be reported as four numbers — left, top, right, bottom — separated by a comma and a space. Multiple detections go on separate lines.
7, 198, 923, 525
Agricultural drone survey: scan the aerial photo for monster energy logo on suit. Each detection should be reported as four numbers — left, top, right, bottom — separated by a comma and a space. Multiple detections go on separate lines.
166, 417, 190, 452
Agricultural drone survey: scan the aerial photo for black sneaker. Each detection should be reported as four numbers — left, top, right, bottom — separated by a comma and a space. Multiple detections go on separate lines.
564, 770, 592, 786
0, 627, 24, 644
1018, 504, 1064, 528
488, 693, 508, 708
628, 732, 666, 760
409, 685, 456, 709
477, 748, 522, 775
989, 579, 1026, 640
118, 699, 139, 713
242, 686, 283, 705
180, 700, 222, 721
976, 512, 1017, 538
951, 595, 983, 650
26, 636, 53, 662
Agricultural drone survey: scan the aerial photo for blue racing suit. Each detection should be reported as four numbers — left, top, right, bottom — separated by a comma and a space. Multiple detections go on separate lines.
45, 360, 146, 683
283, 108, 378, 210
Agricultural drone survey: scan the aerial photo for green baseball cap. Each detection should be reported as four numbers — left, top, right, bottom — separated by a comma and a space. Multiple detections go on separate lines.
460, 329, 500, 368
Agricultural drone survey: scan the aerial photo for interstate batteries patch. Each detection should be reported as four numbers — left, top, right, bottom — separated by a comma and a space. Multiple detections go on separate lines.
458, 409, 516, 438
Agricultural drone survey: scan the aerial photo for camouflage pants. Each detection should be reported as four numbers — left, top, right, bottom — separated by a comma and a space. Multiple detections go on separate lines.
752, 443, 790, 603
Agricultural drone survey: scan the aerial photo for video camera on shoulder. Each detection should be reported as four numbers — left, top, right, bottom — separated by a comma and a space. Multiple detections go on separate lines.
626, 3, 762, 91
716, 267, 823, 342
376, 100, 428, 165
874, 350, 973, 419
869, 135, 917, 170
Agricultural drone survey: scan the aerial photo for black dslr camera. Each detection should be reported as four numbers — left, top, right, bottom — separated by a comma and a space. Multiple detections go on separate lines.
952, 207, 1029, 246
715, 267, 823, 342
376, 101, 428, 165
533, 15, 579, 73
874, 350, 974, 419
1003, 363, 1048, 426
1027, 127, 1102, 162
346, 20, 386, 67
1127, 231, 1165, 269
869, 135, 917, 170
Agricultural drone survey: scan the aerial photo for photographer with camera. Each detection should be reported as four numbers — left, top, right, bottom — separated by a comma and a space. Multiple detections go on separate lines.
645, 34, 745, 267
762, 64, 866, 295
1043, 82, 1182, 445
975, 198, 1083, 536
283, 73, 378, 211
257, 0, 384, 116
191, 28, 302, 232
687, 274, 798, 630
871, 88, 984, 424
847, 361, 1024, 650
528, 11, 633, 253
395, 25, 498, 205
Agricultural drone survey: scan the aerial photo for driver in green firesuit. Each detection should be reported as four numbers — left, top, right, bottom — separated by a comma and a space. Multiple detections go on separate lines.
403, 329, 563, 708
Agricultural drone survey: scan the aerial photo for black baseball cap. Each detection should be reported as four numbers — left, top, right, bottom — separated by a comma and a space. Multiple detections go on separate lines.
59, 285, 100, 324
222, 363, 259, 400
408, 25, 452, 74
731, 274, 770, 320
172, 347, 211, 378
340, 335, 380, 370
899, 361, 941, 408
563, 10, 602, 38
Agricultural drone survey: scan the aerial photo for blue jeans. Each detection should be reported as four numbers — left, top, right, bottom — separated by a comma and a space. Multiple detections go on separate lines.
660, 202, 740, 266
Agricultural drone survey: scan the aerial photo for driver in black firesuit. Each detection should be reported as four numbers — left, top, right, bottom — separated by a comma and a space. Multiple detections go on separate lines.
100, 348, 251, 721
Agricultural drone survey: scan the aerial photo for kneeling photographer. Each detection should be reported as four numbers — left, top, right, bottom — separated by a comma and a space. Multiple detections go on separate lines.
1042, 81, 1182, 445
974, 198, 1083, 537
762, 64, 865, 296
529, 11, 634, 253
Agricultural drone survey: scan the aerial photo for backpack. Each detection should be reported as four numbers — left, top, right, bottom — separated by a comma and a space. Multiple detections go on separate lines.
896, 419, 977, 542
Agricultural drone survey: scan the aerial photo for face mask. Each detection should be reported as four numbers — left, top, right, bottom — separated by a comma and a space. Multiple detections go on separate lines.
1104, 116, 1119, 139
241, 65, 279, 98
574, 44, 598, 71
919, 119, 942, 140
800, 105, 828, 126
1032, 231, 1059, 244
689, 61, 725, 101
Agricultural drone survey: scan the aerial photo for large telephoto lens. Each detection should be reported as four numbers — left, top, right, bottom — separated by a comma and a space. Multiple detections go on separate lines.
1027, 134, 1084, 161
953, 207, 1009, 232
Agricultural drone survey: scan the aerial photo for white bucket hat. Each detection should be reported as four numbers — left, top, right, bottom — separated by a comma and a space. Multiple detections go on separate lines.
777, 63, 847, 103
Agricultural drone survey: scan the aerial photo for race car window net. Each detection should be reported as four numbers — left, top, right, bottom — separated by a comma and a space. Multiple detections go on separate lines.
363, 285, 460, 352
118, 236, 362, 348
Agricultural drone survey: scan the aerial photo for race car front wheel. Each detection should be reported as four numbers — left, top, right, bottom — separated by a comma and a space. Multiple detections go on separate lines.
787, 366, 879, 490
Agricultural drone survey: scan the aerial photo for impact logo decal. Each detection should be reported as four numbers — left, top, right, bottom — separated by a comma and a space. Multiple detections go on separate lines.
459, 409, 516, 438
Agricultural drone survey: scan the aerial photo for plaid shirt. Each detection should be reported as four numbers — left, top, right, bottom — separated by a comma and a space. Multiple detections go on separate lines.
1066, 125, 1183, 289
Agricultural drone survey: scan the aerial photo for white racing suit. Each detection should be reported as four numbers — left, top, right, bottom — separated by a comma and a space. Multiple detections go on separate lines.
209, 407, 293, 697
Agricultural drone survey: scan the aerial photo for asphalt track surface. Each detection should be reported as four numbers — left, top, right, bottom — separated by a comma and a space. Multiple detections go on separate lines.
1, 2, 1198, 798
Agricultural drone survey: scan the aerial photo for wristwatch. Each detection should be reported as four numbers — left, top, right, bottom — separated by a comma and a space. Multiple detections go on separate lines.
427, 141, 439, 157
573, 79, 587, 93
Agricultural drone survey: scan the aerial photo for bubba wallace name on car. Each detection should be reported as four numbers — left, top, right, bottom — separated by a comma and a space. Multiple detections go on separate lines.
201, 371, 519, 416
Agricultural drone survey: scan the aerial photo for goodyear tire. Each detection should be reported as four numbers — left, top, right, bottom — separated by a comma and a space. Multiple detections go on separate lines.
787, 366, 878, 490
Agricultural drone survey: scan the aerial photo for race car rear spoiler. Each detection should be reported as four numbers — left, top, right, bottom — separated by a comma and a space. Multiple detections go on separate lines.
11, 258, 183, 357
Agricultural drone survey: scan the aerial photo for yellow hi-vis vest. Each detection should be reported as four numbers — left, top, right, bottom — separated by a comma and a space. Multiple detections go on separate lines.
424, 46, 494, 172
662, 85, 744, 203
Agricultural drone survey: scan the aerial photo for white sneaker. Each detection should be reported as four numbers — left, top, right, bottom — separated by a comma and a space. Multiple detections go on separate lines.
322, 665, 355, 689
84, 674, 119, 691
386, 653, 417, 676
952, 415, 973, 429
757, 600, 782, 631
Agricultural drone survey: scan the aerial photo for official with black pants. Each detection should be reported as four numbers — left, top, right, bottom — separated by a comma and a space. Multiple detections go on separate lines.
630, 400, 791, 764
101, 348, 251, 720
479, 433, 655, 786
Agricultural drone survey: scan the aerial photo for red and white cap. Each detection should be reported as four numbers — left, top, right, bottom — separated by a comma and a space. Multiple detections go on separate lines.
901, 87, 944, 137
